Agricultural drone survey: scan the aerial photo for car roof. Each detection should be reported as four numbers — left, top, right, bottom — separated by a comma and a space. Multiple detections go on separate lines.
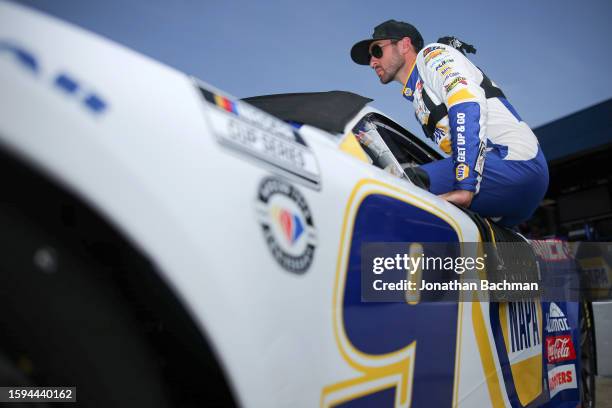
243, 91, 373, 134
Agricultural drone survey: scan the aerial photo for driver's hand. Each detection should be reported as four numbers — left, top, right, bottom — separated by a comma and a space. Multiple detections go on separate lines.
439, 189, 474, 208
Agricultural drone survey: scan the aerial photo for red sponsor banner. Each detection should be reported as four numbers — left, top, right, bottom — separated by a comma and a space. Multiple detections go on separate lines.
546, 335, 576, 363
531, 239, 570, 261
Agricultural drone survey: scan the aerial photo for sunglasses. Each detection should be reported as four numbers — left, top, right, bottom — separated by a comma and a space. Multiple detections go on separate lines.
369, 40, 399, 59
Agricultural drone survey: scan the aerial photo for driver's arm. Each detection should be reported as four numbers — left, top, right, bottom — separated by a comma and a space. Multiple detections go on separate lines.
417, 44, 488, 198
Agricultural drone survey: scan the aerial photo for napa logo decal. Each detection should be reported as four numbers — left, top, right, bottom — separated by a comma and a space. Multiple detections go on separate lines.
499, 301, 542, 377
455, 163, 469, 181
256, 177, 316, 274
495, 300, 543, 406
546, 302, 571, 334
506, 300, 541, 357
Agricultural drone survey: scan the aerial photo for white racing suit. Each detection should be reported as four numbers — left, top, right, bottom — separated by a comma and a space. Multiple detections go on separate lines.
402, 42, 548, 226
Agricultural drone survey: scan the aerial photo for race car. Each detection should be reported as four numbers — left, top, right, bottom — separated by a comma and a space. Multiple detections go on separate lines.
0, 2, 602, 407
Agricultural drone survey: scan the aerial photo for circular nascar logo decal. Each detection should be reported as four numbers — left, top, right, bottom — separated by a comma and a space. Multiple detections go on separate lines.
256, 177, 317, 274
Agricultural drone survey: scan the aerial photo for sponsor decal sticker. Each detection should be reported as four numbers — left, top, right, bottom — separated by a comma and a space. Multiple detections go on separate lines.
578, 256, 611, 291
496, 301, 543, 405
546, 335, 576, 364
475, 141, 486, 175
456, 112, 466, 163
444, 72, 461, 80
424, 49, 446, 63
256, 177, 317, 274
545, 303, 571, 334
455, 163, 469, 181
531, 240, 570, 261
440, 66, 453, 77
547, 364, 577, 398
444, 76, 468, 93
507, 300, 541, 356
198, 84, 321, 188
423, 45, 443, 56
426, 55, 449, 68
434, 58, 455, 72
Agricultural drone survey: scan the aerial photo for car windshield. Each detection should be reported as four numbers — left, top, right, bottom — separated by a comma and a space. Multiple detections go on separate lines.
242, 91, 443, 189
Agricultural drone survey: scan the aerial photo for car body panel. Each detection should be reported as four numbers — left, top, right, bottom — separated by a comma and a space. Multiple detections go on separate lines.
0, 2, 587, 407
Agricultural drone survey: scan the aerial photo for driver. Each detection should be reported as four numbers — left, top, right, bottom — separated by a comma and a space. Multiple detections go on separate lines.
350, 20, 549, 227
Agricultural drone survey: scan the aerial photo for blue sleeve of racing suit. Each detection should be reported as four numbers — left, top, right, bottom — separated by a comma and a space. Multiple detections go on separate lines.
448, 102, 481, 192
417, 44, 487, 193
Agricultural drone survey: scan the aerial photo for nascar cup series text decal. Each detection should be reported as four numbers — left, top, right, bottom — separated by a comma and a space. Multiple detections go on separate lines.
255, 178, 317, 274
198, 85, 321, 188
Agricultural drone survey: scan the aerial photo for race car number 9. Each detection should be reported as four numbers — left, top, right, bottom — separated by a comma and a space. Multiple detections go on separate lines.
322, 190, 461, 408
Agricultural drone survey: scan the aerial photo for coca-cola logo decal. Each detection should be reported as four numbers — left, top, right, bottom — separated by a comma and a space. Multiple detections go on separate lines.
546, 335, 576, 364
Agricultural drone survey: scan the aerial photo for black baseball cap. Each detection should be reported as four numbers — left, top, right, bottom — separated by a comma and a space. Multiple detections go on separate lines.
350, 20, 424, 65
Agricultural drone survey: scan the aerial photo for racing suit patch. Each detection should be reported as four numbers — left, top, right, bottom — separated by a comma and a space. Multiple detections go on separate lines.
424, 49, 446, 63
444, 76, 468, 94
456, 163, 469, 181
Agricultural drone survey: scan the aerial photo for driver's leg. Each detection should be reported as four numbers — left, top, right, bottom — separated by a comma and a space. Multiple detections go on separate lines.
419, 157, 455, 195
470, 148, 548, 226
419, 148, 548, 227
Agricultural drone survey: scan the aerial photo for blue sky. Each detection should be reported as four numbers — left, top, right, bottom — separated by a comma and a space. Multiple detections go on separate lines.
11, 0, 612, 135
